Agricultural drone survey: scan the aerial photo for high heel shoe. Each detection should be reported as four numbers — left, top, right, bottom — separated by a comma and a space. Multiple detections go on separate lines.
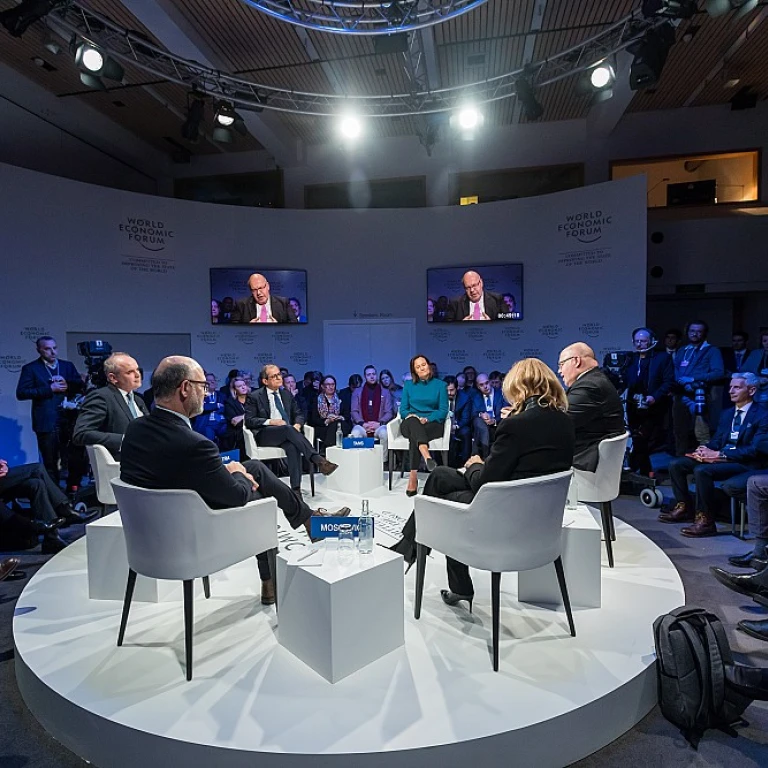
440, 589, 474, 613
389, 538, 416, 571
425, 458, 437, 472
406, 488, 418, 497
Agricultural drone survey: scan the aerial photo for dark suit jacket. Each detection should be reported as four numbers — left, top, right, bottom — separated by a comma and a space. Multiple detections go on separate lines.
120, 408, 256, 509
16, 358, 83, 433
469, 387, 505, 422
462, 402, 575, 495
567, 367, 626, 472
244, 387, 304, 432
721, 348, 752, 377
624, 350, 674, 401
446, 291, 506, 322
707, 404, 768, 467
73, 384, 149, 459
449, 390, 474, 431
230, 295, 297, 324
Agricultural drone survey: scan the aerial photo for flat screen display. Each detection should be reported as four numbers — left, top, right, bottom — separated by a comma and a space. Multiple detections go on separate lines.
210, 268, 308, 325
426, 264, 523, 322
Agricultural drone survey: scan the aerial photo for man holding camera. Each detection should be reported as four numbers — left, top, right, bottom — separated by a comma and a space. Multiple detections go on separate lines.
16, 336, 85, 485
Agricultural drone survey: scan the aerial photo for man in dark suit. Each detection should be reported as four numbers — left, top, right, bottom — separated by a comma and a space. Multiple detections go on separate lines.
16, 336, 85, 484
720, 330, 751, 408
622, 328, 674, 476
558, 342, 625, 472
470, 372, 506, 459
245, 364, 338, 491
446, 270, 506, 322
230, 273, 298, 324
73, 353, 149, 459
445, 376, 473, 467
120, 356, 348, 605
661, 372, 768, 537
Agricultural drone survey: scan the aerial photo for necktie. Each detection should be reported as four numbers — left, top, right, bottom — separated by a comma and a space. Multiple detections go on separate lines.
733, 409, 743, 430
127, 392, 139, 418
259, 303, 268, 322
485, 394, 493, 415
472, 302, 481, 320
272, 391, 288, 421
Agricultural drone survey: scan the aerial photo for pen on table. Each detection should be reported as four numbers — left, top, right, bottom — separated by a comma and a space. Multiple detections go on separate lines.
296, 547, 319, 562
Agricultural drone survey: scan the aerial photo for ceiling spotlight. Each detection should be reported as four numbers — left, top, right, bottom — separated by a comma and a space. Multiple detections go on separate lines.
628, 22, 676, 91
457, 106, 482, 131
79, 44, 104, 73
589, 64, 615, 90
181, 93, 206, 143
74, 41, 125, 88
0, 0, 60, 39
339, 114, 362, 140
515, 76, 544, 121
215, 102, 236, 127
706, 0, 758, 18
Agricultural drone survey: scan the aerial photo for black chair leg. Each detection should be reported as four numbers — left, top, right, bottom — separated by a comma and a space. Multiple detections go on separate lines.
607, 500, 616, 541
414, 543, 428, 620
202, 576, 211, 599
266, 547, 279, 613
117, 569, 137, 646
491, 572, 501, 672
553, 556, 576, 637
388, 450, 394, 490
183, 579, 194, 681
600, 502, 615, 568
309, 462, 315, 497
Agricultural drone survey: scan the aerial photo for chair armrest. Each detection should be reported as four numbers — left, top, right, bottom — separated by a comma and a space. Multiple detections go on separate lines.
243, 425, 258, 457
414, 495, 471, 553
386, 416, 403, 443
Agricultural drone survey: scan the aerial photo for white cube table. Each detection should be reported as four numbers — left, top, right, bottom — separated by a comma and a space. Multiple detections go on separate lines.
517, 503, 602, 609
325, 445, 384, 495
86, 513, 176, 602
277, 544, 404, 683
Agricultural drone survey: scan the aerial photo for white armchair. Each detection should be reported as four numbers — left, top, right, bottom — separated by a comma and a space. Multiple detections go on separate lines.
413, 470, 574, 671
386, 416, 451, 490
243, 424, 317, 495
86, 444, 120, 513
110, 478, 278, 681
573, 432, 629, 569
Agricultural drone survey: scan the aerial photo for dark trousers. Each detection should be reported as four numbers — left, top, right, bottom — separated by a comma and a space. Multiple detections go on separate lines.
672, 394, 711, 456
747, 474, 768, 540
36, 412, 87, 487
400, 418, 444, 469
315, 420, 352, 455
669, 456, 753, 515
627, 402, 666, 475
471, 417, 497, 459
0, 463, 69, 522
244, 458, 313, 580
255, 425, 317, 489
449, 425, 472, 468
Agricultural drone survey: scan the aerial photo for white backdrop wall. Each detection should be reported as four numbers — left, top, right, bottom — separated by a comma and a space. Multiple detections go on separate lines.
0, 163, 646, 461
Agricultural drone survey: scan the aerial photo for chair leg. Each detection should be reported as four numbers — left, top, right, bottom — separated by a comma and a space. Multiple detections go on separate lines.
491, 572, 501, 672
600, 502, 615, 568
202, 576, 211, 599
414, 543, 428, 620
388, 451, 394, 491
266, 547, 279, 613
117, 569, 137, 646
607, 500, 616, 541
740, 501, 746, 539
183, 579, 194, 681
554, 557, 576, 637
309, 462, 315, 497
442, 451, 448, 467
730, 497, 737, 536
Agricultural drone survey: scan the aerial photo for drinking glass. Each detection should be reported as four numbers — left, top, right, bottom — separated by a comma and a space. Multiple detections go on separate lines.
337, 523, 355, 565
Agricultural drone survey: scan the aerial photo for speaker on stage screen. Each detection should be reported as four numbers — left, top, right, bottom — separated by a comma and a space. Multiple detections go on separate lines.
210, 268, 308, 324
427, 264, 523, 322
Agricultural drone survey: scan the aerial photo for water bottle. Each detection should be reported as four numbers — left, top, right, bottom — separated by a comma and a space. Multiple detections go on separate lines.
335, 422, 343, 447
358, 499, 374, 554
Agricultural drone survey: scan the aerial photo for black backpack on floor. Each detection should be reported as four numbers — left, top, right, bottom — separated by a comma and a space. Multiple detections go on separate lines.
653, 606, 753, 748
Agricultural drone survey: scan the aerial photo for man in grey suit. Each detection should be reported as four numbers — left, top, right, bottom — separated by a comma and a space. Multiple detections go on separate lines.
230, 273, 298, 324
74, 353, 149, 459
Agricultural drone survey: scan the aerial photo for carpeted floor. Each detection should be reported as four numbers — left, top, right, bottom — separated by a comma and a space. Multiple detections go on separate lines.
2, 492, 768, 767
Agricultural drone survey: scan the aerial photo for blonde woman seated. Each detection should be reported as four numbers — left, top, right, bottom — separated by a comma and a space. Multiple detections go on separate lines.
391, 358, 575, 608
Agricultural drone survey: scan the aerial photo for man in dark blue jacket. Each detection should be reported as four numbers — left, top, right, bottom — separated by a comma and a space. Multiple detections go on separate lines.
445, 376, 473, 467
662, 372, 768, 536
16, 336, 84, 484
470, 372, 506, 459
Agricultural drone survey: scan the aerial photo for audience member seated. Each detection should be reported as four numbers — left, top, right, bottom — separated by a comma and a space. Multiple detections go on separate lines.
427, 298, 435, 323
463, 365, 477, 391
444, 376, 472, 467
390, 358, 575, 605
300, 370, 322, 413
339, 373, 363, 423
470, 372, 506, 459
433, 295, 450, 323
0, 458, 96, 553
351, 365, 394, 457
73, 352, 149, 460
311, 374, 352, 453
623, 328, 674, 476
119, 356, 348, 605
489, 371, 503, 391
219, 368, 240, 397
219, 297, 235, 324
379, 369, 402, 412
244, 364, 337, 493
398, 355, 448, 497
192, 371, 228, 445
557, 342, 625, 472
660, 372, 768, 537
720, 330, 752, 407
672, 320, 725, 455
211, 299, 221, 324
221, 376, 250, 457
455, 372, 467, 392
282, 373, 308, 420
289, 297, 307, 323
744, 330, 768, 406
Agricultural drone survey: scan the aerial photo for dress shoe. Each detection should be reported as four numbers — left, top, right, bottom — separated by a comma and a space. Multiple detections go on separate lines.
710, 566, 768, 602
425, 458, 437, 472
681, 512, 718, 537
658, 501, 694, 524
303, 507, 351, 541
440, 589, 474, 613
41, 533, 67, 555
406, 488, 418, 497
736, 619, 768, 645
728, 552, 768, 571
58, 504, 99, 527
315, 457, 338, 476
725, 661, 768, 701
260, 579, 276, 606
0, 557, 21, 582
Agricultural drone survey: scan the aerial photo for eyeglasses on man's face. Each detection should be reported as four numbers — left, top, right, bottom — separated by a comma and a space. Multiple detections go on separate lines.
557, 356, 577, 370
185, 379, 212, 392
266, 373, 283, 380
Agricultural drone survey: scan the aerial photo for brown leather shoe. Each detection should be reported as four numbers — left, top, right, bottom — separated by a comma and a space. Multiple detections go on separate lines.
681, 512, 718, 538
658, 501, 694, 524
0, 557, 21, 582
316, 457, 338, 476
261, 578, 276, 606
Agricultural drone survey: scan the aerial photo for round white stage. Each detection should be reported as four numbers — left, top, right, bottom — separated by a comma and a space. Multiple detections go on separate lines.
14, 477, 684, 768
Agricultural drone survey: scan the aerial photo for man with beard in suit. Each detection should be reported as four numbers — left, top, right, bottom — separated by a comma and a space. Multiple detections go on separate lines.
74, 352, 149, 459
558, 342, 625, 472
119, 356, 348, 606
230, 273, 298, 324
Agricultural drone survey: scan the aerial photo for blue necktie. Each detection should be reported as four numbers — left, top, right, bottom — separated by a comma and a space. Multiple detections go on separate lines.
127, 392, 139, 419
733, 409, 743, 430
272, 391, 288, 421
